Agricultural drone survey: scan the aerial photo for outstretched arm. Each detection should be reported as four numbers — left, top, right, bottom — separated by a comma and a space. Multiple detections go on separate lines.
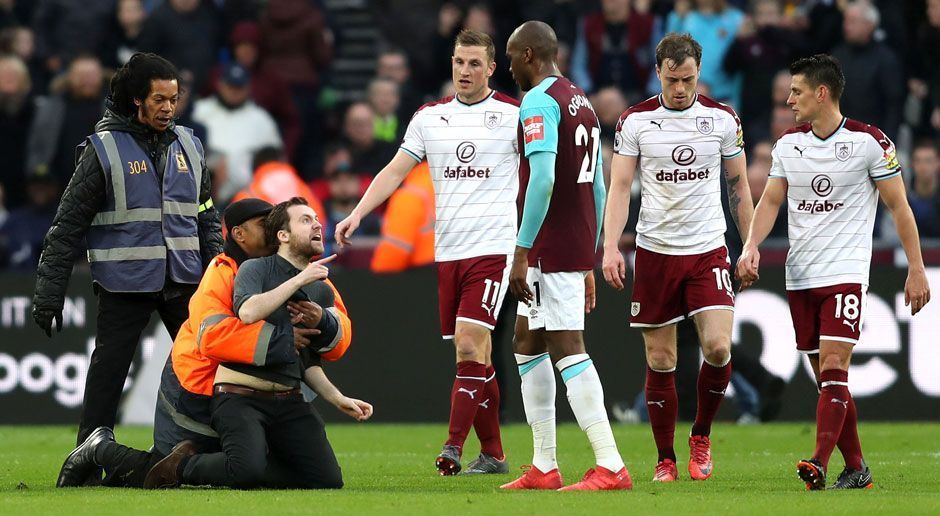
876, 175, 930, 315
335, 151, 419, 247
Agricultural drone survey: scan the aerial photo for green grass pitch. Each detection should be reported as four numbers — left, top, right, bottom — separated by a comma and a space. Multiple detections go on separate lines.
2, 423, 939, 514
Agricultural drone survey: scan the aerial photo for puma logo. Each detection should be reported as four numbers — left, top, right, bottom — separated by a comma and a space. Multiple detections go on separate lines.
647, 400, 665, 408
650, 120, 664, 129
458, 387, 477, 399
481, 303, 494, 316
708, 389, 726, 396
830, 398, 849, 409
843, 320, 858, 332
440, 115, 450, 124
479, 398, 490, 409
794, 145, 805, 157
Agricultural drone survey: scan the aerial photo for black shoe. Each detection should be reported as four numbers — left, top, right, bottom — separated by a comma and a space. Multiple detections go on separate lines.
759, 376, 786, 422
797, 458, 826, 491
435, 445, 461, 476
462, 453, 509, 475
830, 461, 873, 490
56, 426, 114, 487
143, 440, 196, 489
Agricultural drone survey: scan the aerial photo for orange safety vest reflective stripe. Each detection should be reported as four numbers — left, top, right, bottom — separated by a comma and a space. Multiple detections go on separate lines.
172, 252, 353, 396
371, 161, 435, 273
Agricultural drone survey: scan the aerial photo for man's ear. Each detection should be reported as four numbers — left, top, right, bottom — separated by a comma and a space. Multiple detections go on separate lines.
277, 228, 289, 244
134, 98, 141, 106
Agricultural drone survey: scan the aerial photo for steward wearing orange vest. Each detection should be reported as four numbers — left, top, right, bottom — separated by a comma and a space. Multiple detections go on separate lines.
370, 161, 435, 272
57, 199, 363, 488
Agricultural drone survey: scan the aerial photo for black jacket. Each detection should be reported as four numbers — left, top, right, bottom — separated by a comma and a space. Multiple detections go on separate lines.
33, 107, 223, 313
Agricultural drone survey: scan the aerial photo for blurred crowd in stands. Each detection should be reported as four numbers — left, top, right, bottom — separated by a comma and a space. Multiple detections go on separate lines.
1, 0, 939, 272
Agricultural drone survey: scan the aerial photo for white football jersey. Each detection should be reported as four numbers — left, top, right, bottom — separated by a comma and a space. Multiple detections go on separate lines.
770, 118, 901, 290
400, 91, 520, 262
614, 94, 744, 255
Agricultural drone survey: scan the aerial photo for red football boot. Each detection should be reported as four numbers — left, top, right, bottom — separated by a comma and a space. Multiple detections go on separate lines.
557, 466, 633, 491
653, 458, 678, 482
688, 435, 714, 480
500, 465, 564, 490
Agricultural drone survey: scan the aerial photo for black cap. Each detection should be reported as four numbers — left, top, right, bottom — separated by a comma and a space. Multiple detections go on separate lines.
221, 62, 251, 87
224, 198, 273, 229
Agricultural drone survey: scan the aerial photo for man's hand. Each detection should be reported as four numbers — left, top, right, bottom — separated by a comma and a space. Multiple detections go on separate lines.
293, 327, 320, 351
334, 214, 361, 249
333, 396, 373, 421
736, 244, 761, 290
905, 267, 931, 316
602, 245, 627, 290
509, 248, 532, 305
294, 254, 336, 287
584, 270, 596, 314
33, 307, 63, 338
288, 301, 323, 328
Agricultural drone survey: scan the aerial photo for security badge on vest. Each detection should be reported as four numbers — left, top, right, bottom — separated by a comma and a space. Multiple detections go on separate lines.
85, 126, 205, 293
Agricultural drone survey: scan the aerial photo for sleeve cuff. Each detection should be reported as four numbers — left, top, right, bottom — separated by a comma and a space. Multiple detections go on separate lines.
400, 147, 422, 162
871, 171, 901, 181
722, 148, 744, 159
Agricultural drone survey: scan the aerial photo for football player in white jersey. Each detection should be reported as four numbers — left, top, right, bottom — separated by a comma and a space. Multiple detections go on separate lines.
738, 54, 930, 490
602, 33, 754, 483
335, 30, 520, 476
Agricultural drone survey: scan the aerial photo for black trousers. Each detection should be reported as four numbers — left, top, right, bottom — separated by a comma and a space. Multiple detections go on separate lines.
96, 441, 163, 488
77, 286, 195, 445
181, 392, 343, 489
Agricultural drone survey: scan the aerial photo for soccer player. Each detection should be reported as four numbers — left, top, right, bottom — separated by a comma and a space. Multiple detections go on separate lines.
335, 30, 520, 475
737, 54, 930, 490
501, 21, 631, 492
601, 33, 754, 482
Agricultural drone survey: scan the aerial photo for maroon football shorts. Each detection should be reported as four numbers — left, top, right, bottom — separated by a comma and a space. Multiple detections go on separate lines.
437, 254, 510, 338
787, 283, 865, 353
630, 246, 735, 328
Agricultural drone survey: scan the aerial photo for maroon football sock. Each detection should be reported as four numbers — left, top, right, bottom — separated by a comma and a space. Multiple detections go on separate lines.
813, 369, 850, 470
646, 367, 678, 462
445, 361, 487, 453
836, 386, 864, 470
691, 360, 732, 437
472, 365, 504, 459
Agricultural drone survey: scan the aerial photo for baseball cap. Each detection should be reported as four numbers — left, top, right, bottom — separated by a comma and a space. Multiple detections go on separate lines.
221, 62, 251, 87
224, 198, 273, 229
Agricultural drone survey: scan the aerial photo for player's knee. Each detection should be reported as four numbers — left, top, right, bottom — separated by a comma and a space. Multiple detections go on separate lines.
702, 339, 731, 366
819, 353, 846, 372
646, 349, 676, 370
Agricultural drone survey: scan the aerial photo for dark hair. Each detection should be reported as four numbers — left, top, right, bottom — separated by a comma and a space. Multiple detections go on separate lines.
655, 33, 702, 68
265, 196, 308, 246
454, 29, 495, 62
912, 138, 939, 155
789, 54, 845, 101
252, 146, 286, 171
109, 52, 181, 116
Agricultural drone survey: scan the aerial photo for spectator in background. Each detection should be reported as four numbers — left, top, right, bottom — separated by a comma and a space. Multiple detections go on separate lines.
259, 0, 333, 178
32, 0, 115, 77
370, 160, 435, 273
667, 0, 744, 107
432, 3, 513, 94
770, 104, 794, 140
25, 55, 105, 187
0, 55, 35, 210
724, 0, 806, 143
910, 0, 940, 138
908, 140, 940, 238
571, 0, 654, 100
138, 0, 220, 91
173, 70, 207, 144
376, 48, 425, 122
207, 21, 301, 161
101, 0, 146, 69
367, 78, 402, 144
231, 146, 326, 227
324, 166, 381, 240
0, 169, 59, 270
832, 1, 903, 140
342, 102, 396, 177
0, 26, 45, 93
746, 140, 787, 238
193, 63, 282, 203
591, 86, 628, 137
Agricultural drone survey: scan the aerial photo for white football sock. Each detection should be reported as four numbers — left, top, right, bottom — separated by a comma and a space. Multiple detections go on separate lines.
556, 353, 625, 473
515, 352, 557, 472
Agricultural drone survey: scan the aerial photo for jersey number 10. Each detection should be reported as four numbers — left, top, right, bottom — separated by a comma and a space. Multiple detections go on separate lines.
575, 124, 599, 183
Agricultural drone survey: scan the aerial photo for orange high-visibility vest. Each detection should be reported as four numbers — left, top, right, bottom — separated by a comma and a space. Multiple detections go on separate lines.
172, 252, 353, 396
370, 161, 435, 273
231, 161, 328, 227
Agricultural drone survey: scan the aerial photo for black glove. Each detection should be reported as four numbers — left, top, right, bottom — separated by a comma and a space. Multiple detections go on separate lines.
33, 306, 63, 338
